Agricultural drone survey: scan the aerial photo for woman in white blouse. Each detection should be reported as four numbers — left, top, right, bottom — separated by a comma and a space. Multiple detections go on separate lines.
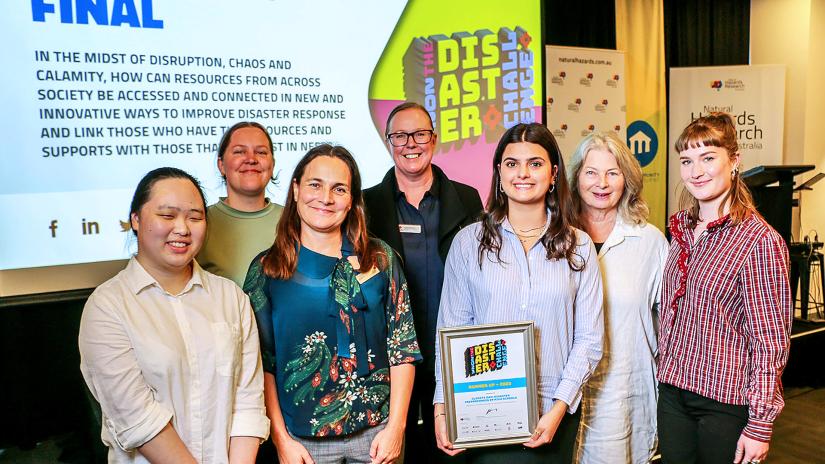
568, 132, 668, 463
433, 123, 603, 464
79, 167, 269, 463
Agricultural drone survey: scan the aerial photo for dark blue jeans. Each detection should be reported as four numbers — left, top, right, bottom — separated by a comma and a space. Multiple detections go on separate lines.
657, 383, 749, 464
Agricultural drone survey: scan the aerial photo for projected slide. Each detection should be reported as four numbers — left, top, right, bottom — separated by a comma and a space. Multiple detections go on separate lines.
0, 0, 542, 278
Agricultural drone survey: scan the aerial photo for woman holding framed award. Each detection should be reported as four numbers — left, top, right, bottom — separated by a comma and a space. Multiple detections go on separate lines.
433, 123, 604, 463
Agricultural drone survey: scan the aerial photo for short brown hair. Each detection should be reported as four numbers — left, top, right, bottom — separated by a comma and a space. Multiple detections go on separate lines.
384, 102, 434, 137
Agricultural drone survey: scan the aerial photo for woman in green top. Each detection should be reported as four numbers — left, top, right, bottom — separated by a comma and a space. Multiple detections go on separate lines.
197, 121, 283, 286
245, 144, 421, 464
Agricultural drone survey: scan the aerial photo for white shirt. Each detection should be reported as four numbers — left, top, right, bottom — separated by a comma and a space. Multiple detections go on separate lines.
79, 258, 269, 463
434, 217, 604, 414
576, 218, 668, 464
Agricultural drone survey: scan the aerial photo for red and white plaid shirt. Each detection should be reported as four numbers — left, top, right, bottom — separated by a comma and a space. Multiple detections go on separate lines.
658, 210, 792, 443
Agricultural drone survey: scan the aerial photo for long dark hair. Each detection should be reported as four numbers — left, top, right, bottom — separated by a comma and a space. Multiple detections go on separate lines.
478, 123, 583, 271
261, 144, 384, 279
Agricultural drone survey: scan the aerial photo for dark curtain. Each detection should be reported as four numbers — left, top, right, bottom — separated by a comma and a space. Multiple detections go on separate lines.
662, 0, 750, 211
0, 300, 104, 462
544, 0, 616, 49
664, 0, 750, 68
544, 0, 749, 69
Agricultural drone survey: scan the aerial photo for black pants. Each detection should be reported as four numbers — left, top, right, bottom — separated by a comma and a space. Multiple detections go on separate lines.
404, 364, 467, 464
657, 383, 749, 464
465, 407, 581, 464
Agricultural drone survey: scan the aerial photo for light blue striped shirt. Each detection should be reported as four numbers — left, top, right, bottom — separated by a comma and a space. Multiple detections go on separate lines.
434, 216, 604, 414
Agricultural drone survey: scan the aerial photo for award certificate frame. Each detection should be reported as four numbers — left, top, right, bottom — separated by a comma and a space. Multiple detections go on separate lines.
438, 321, 538, 448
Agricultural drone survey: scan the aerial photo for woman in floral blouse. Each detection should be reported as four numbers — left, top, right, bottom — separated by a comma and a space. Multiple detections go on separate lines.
244, 144, 421, 464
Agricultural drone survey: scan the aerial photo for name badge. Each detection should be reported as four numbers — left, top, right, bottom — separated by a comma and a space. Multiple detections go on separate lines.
399, 224, 422, 234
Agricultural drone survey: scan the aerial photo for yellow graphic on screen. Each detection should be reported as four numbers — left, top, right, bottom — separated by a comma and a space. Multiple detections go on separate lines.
367, 0, 543, 194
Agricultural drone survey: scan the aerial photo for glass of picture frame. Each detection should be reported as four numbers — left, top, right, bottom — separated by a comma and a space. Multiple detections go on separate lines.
438, 321, 538, 448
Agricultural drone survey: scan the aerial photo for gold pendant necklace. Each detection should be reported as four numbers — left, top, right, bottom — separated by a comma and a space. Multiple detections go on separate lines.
515, 231, 541, 243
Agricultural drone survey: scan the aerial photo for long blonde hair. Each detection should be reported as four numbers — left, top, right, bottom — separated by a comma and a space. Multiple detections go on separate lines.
675, 112, 757, 227
568, 131, 649, 226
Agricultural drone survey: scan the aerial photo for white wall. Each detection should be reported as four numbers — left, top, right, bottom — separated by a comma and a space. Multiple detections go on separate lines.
801, 0, 825, 241
751, 0, 825, 241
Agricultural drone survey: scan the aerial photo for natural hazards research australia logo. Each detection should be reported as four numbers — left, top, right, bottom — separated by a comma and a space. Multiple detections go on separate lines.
403, 27, 537, 150
552, 123, 568, 139
710, 79, 745, 91
627, 120, 658, 167
464, 339, 508, 378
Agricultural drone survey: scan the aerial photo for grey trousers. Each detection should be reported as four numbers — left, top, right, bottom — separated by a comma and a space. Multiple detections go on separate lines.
292, 421, 404, 464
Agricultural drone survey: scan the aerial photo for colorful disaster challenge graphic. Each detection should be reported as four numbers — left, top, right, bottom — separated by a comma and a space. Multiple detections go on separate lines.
369, 9, 543, 195
465, 339, 508, 377
403, 28, 537, 148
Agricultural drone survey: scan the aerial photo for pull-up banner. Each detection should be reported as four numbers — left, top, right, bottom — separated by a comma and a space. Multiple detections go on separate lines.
544, 46, 627, 163
616, 0, 667, 230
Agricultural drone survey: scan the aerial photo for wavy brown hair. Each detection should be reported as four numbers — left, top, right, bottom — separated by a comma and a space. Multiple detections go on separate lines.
479, 123, 584, 271
675, 112, 756, 227
261, 144, 384, 279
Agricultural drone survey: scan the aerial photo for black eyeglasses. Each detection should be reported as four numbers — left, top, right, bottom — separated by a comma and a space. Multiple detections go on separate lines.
386, 129, 434, 147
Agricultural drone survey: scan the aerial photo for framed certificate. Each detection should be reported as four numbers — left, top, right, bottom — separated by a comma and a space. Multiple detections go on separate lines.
438, 321, 538, 448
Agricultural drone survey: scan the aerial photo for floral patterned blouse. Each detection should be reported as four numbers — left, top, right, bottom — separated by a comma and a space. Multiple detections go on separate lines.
244, 238, 421, 437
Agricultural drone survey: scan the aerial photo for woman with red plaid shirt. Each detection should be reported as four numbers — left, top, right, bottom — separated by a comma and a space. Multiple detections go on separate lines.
657, 113, 793, 464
